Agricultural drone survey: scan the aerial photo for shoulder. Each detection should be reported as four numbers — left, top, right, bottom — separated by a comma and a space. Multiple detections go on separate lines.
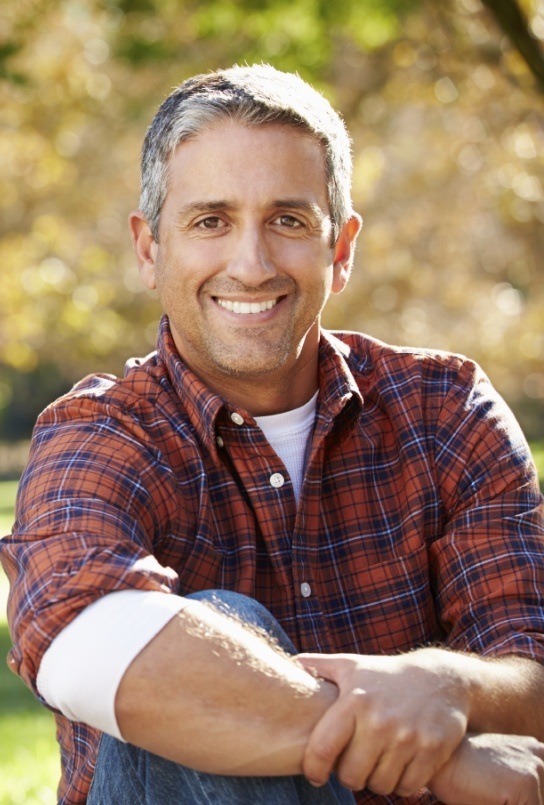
31, 352, 188, 453
38, 352, 166, 422
326, 329, 477, 392
323, 329, 510, 437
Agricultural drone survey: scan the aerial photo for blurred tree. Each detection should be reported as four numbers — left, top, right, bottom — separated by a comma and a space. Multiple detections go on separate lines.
481, 0, 544, 89
0, 0, 542, 439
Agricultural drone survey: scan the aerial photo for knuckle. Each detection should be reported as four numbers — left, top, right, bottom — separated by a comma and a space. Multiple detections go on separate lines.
338, 770, 364, 793
416, 723, 456, 757
363, 707, 396, 735
367, 775, 395, 796
418, 730, 445, 756
348, 687, 369, 714
393, 726, 418, 750
309, 739, 338, 767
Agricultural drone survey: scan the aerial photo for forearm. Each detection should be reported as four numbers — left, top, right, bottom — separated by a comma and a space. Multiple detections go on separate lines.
429, 732, 544, 804
115, 598, 338, 776
468, 654, 544, 739
418, 648, 544, 740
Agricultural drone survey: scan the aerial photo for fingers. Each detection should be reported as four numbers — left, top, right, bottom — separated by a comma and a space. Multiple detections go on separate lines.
333, 712, 459, 795
298, 651, 468, 795
333, 720, 411, 794
302, 685, 453, 795
302, 694, 357, 786
362, 730, 451, 796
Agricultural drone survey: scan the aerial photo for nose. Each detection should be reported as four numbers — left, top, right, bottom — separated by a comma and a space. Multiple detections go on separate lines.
225, 224, 276, 286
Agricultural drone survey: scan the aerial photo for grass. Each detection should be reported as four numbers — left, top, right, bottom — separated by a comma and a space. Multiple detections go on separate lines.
0, 482, 59, 805
0, 444, 543, 802
0, 624, 59, 804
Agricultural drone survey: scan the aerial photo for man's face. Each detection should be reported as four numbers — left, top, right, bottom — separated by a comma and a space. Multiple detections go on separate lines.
132, 121, 358, 403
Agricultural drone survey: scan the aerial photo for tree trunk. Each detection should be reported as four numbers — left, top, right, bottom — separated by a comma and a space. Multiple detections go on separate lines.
481, 0, 544, 92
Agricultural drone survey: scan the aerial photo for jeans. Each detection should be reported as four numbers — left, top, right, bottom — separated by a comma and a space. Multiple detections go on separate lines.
87, 590, 355, 804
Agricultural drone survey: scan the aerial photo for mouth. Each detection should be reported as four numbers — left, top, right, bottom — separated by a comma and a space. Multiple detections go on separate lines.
214, 298, 281, 315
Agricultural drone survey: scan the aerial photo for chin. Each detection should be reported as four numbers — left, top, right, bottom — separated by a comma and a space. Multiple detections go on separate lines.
213, 353, 289, 379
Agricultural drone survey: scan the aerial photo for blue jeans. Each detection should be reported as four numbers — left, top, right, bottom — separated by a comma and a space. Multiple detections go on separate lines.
88, 590, 355, 804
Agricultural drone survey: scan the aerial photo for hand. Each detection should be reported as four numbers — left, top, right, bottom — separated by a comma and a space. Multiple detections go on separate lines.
430, 733, 544, 804
297, 649, 469, 796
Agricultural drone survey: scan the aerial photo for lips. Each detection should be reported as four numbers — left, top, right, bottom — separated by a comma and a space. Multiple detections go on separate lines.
215, 298, 279, 314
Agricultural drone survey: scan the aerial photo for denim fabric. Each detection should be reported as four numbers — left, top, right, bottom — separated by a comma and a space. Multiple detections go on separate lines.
88, 590, 355, 804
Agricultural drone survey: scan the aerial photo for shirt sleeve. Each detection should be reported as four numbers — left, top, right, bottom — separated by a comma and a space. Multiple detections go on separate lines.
428, 358, 544, 661
37, 589, 186, 737
1, 392, 183, 698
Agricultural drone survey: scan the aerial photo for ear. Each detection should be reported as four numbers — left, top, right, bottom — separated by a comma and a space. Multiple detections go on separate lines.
331, 214, 362, 294
129, 210, 159, 290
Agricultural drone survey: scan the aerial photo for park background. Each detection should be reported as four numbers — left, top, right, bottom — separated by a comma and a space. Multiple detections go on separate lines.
0, 0, 543, 802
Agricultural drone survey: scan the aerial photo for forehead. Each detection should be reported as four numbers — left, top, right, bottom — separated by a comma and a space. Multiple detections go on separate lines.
165, 120, 329, 206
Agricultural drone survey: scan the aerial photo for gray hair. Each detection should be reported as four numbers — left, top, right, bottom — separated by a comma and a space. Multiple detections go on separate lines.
139, 64, 354, 243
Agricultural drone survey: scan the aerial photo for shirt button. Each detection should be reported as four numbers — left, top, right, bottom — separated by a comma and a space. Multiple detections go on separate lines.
269, 472, 285, 488
300, 582, 312, 598
230, 412, 244, 425
216, 436, 224, 447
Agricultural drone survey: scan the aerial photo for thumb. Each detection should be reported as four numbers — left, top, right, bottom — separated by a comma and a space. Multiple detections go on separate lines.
297, 653, 344, 684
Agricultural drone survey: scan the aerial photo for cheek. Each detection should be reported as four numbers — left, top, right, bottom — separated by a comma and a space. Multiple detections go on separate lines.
153, 254, 199, 297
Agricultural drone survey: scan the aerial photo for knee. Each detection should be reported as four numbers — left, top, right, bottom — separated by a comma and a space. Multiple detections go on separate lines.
185, 589, 271, 624
184, 589, 295, 653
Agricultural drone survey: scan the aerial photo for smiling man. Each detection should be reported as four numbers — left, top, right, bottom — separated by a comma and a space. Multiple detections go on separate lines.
2, 65, 544, 805
131, 120, 359, 414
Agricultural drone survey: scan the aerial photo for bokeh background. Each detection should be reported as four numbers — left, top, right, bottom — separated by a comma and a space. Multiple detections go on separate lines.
0, 2, 543, 800
1, 0, 543, 458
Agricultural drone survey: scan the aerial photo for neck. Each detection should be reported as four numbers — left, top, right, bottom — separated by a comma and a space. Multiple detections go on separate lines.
167, 319, 322, 416
204, 354, 319, 416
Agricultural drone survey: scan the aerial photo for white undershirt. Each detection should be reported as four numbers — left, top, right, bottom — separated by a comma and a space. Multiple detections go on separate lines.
255, 390, 317, 501
37, 393, 318, 737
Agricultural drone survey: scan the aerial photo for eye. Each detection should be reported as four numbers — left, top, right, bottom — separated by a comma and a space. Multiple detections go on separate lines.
195, 216, 227, 230
273, 214, 304, 229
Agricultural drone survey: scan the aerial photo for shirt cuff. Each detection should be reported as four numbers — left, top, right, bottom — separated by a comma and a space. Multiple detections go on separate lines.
37, 589, 187, 739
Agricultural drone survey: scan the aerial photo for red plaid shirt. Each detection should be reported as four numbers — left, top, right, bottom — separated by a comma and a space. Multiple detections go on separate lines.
2, 316, 544, 804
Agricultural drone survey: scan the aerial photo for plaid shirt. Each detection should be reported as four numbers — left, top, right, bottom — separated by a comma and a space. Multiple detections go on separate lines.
2, 315, 544, 805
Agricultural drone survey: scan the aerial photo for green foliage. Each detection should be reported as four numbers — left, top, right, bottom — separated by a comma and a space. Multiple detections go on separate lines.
532, 441, 544, 490
0, 0, 543, 440
0, 365, 72, 443
0, 481, 18, 534
0, 40, 26, 83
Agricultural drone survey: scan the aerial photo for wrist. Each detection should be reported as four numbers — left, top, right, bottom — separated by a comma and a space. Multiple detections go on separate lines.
414, 647, 513, 732
410, 647, 477, 720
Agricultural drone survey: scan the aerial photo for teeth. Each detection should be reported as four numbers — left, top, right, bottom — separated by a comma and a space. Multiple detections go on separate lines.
217, 299, 278, 314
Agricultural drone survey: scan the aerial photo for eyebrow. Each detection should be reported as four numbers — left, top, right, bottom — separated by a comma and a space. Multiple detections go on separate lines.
272, 199, 329, 222
175, 199, 329, 222
176, 201, 232, 218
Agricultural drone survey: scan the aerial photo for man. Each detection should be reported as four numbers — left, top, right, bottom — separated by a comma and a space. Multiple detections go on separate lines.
1, 64, 544, 804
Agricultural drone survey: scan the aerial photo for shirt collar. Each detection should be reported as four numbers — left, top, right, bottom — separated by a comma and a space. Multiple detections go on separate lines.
155, 315, 364, 454
317, 330, 364, 419
156, 316, 226, 457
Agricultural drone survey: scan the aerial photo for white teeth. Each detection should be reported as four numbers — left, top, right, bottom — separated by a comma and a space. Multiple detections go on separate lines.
217, 299, 278, 314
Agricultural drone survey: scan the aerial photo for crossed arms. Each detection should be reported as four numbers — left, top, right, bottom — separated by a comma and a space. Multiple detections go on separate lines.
115, 596, 544, 803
